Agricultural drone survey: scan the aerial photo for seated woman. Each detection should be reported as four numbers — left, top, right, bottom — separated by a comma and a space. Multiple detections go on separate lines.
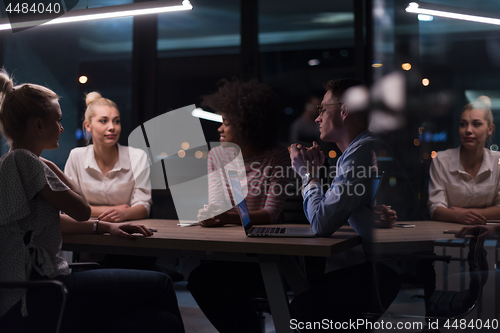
429, 97, 500, 224
64, 92, 163, 271
197, 78, 290, 226
0, 70, 184, 333
65, 92, 151, 223
188, 79, 290, 333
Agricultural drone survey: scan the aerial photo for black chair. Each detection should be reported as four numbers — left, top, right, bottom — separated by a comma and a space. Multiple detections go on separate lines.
425, 238, 488, 322
0, 280, 68, 333
0, 262, 101, 333
367, 237, 488, 332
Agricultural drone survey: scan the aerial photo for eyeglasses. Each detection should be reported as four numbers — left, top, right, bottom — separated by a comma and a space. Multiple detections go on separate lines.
316, 103, 344, 116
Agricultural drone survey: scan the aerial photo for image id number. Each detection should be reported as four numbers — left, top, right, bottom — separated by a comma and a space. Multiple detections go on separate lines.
6, 2, 61, 14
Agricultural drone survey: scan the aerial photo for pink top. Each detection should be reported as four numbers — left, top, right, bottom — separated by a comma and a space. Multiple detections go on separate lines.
207, 145, 290, 223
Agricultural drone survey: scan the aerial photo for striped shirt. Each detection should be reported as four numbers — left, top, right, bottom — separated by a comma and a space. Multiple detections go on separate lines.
208, 145, 291, 223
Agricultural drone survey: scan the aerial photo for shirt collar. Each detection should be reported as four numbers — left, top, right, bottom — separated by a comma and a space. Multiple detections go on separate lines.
342, 130, 370, 156
85, 143, 131, 173
449, 146, 494, 176
448, 147, 461, 173
336, 130, 370, 168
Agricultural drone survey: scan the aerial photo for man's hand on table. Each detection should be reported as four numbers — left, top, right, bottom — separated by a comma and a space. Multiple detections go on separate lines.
455, 224, 500, 238
373, 205, 397, 228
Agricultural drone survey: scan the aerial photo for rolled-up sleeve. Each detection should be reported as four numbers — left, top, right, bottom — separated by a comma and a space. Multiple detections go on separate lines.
428, 156, 448, 218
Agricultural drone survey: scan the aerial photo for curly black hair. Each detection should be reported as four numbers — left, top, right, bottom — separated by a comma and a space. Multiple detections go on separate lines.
201, 78, 281, 152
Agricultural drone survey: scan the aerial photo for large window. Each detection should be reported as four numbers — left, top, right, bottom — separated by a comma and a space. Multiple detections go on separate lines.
1, 1, 133, 168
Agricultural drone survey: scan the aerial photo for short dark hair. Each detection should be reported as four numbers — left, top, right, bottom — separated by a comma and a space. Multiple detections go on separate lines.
324, 78, 367, 126
324, 78, 364, 100
201, 78, 281, 152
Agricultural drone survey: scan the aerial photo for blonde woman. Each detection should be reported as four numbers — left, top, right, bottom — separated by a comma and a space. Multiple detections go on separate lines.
64, 92, 152, 222
429, 98, 500, 224
0, 70, 183, 333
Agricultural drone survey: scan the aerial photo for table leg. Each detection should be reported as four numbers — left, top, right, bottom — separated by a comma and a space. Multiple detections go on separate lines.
258, 254, 296, 333
280, 256, 311, 296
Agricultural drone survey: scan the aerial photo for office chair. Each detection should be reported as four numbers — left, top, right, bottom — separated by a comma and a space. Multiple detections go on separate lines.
369, 236, 489, 332
0, 262, 101, 333
425, 237, 488, 320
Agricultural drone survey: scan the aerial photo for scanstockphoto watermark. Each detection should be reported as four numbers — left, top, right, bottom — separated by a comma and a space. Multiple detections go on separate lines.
248, 178, 369, 197
249, 161, 379, 181
289, 318, 431, 331
247, 162, 379, 197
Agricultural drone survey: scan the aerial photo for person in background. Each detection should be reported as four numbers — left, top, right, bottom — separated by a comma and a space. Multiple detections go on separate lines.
289, 95, 322, 146
188, 78, 290, 333
0, 69, 184, 333
428, 97, 500, 224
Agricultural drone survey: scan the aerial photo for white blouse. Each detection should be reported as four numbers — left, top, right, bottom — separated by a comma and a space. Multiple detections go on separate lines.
428, 147, 500, 218
64, 144, 152, 214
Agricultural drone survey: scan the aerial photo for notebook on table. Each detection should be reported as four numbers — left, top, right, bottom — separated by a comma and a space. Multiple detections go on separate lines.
226, 169, 316, 237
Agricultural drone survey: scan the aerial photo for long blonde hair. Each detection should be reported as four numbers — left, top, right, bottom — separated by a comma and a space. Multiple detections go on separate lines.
0, 69, 59, 144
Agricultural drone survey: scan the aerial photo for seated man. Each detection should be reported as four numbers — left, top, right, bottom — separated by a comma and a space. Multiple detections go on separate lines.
289, 78, 420, 331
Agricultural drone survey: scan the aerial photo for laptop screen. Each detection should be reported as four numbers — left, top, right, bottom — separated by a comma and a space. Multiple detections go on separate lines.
370, 172, 385, 206
227, 170, 251, 228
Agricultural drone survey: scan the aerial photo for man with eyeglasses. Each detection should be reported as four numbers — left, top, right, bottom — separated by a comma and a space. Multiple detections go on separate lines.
290, 78, 419, 237
288, 78, 420, 331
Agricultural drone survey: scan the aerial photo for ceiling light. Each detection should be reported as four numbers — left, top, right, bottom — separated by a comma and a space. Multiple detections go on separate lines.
406, 2, 500, 26
191, 108, 223, 123
79, 76, 88, 84
0, 0, 192, 31
401, 63, 411, 71
308, 59, 320, 66
417, 14, 433, 21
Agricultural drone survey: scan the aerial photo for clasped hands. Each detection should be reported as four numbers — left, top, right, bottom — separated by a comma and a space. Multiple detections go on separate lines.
290, 141, 324, 178
291, 141, 398, 228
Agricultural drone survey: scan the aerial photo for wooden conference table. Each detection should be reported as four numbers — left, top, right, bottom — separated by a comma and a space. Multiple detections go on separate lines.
62, 220, 469, 332
62, 219, 362, 333
372, 220, 468, 254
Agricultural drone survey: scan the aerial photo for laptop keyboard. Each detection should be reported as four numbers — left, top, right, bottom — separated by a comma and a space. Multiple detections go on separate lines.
252, 227, 286, 234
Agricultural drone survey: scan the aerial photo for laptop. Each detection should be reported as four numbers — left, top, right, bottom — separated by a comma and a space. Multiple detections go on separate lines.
370, 171, 385, 207
226, 170, 316, 237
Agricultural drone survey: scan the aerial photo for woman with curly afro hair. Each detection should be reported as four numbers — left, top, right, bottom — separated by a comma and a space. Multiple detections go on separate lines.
196, 78, 290, 227
188, 79, 291, 333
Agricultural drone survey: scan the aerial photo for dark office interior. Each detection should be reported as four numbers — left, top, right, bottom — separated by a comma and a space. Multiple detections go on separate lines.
1, 0, 499, 332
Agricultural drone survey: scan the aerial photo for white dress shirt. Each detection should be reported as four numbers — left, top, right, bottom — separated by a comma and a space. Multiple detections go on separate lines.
64, 144, 152, 214
428, 147, 500, 218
